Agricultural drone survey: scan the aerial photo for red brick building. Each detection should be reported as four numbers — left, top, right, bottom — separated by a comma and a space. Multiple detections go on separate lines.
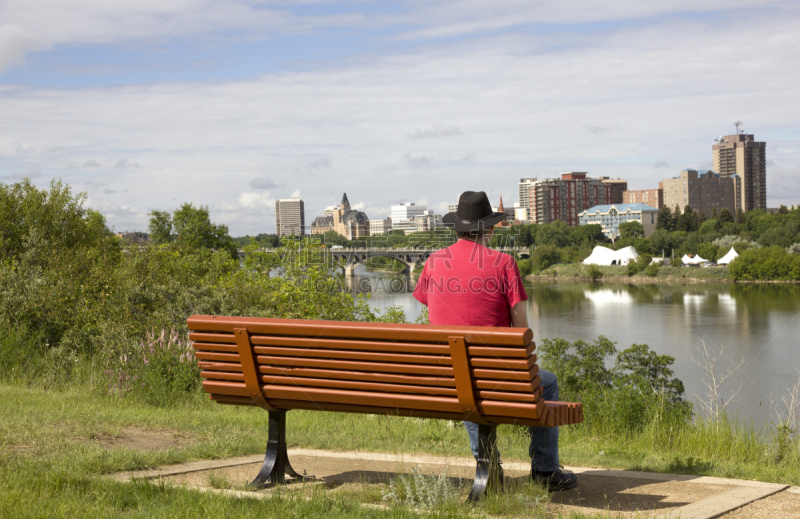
528, 173, 614, 226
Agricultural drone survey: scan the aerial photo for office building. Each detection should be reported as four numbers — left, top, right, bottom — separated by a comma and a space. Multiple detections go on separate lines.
579, 203, 659, 239
369, 218, 392, 235
527, 173, 615, 226
712, 131, 766, 212
275, 198, 305, 237
390, 202, 427, 235
661, 169, 739, 216
623, 188, 663, 209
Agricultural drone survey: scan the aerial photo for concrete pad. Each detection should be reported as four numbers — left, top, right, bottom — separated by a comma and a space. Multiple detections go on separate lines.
656, 485, 789, 519
106, 448, 796, 518
719, 489, 800, 519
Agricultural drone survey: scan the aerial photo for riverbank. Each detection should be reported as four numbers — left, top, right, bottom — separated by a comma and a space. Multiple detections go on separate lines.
526, 263, 800, 284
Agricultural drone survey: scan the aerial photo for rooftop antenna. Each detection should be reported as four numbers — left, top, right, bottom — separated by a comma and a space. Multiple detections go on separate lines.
734, 120, 743, 134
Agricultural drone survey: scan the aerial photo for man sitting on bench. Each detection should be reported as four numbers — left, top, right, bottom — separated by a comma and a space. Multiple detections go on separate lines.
413, 190, 577, 491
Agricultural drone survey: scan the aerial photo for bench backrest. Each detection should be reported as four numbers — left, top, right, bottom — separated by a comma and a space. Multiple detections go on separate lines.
188, 315, 582, 427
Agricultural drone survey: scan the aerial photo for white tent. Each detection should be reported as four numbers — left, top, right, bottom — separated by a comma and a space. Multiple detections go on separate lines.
682, 254, 710, 266
615, 246, 639, 266
583, 245, 640, 266
717, 247, 739, 265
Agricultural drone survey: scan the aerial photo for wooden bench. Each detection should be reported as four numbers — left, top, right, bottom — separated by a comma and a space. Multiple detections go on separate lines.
187, 314, 583, 500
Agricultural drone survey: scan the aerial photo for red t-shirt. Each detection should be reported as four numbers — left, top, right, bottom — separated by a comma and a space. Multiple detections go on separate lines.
413, 240, 528, 327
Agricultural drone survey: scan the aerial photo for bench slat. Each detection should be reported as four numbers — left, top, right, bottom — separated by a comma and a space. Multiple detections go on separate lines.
202, 367, 543, 398
188, 315, 533, 346
209, 395, 563, 427
192, 336, 536, 359
202, 380, 547, 421
200, 370, 542, 403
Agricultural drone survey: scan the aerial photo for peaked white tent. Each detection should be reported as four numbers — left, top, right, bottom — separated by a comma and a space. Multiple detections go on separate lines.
717, 247, 739, 265
682, 254, 710, 266
583, 245, 640, 266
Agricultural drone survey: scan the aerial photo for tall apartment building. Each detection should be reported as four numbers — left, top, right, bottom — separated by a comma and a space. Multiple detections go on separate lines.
623, 188, 663, 209
661, 169, 739, 216
598, 178, 628, 204
528, 173, 614, 226
517, 178, 537, 222
275, 198, 305, 237
712, 132, 766, 212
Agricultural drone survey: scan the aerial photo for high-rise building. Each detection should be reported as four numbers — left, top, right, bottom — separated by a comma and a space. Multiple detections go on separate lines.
661, 169, 739, 216
517, 178, 537, 221
275, 198, 305, 237
527, 173, 614, 226
712, 131, 766, 212
598, 178, 628, 204
623, 188, 663, 209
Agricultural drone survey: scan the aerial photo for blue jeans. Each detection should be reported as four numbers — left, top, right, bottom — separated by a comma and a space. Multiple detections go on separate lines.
464, 368, 560, 472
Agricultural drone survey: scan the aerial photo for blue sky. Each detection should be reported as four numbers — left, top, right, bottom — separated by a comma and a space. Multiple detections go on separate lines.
1, 0, 799, 234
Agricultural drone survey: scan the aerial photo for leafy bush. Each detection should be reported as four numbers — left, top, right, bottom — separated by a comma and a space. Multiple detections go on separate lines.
531, 245, 560, 271
538, 336, 690, 433
626, 261, 639, 276
517, 258, 533, 277
729, 246, 800, 281
102, 329, 200, 405
644, 262, 660, 277
587, 265, 603, 280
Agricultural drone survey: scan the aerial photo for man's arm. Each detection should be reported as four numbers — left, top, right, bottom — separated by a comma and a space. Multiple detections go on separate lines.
510, 301, 528, 329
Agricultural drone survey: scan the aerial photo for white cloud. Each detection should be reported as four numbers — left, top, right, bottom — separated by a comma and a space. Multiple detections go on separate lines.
2, 3, 799, 234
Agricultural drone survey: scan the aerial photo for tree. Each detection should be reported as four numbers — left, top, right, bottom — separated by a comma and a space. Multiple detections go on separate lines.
531, 244, 561, 270
778, 205, 789, 215
148, 203, 238, 259
676, 205, 699, 233
656, 206, 675, 231
147, 210, 173, 245
572, 224, 605, 244
536, 220, 572, 248
618, 221, 645, 240
718, 207, 734, 223
0, 178, 112, 260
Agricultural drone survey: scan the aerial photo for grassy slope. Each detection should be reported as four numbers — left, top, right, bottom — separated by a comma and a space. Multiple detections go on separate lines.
1, 384, 798, 517
530, 264, 734, 283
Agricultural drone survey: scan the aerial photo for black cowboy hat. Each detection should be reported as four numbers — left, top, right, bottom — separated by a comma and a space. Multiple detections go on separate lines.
442, 191, 507, 233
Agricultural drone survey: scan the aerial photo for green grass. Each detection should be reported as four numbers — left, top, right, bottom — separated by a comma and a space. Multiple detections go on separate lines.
0, 383, 797, 517
532, 263, 735, 282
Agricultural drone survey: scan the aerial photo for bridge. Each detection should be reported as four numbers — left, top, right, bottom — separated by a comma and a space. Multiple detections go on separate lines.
243, 246, 530, 276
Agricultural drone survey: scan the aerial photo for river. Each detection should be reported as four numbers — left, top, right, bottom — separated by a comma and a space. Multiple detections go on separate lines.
346, 265, 800, 423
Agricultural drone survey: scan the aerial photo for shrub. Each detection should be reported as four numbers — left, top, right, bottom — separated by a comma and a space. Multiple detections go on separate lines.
729, 246, 800, 281
626, 261, 639, 276
644, 262, 660, 277
586, 265, 603, 280
531, 245, 560, 271
517, 258, 533, 277
538, 337, 690, 434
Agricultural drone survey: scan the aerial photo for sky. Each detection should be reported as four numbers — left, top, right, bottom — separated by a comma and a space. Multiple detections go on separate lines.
1, 0, 799, 236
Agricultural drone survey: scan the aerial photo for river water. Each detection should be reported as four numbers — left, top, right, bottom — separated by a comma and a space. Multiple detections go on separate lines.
347, 265, 800, 423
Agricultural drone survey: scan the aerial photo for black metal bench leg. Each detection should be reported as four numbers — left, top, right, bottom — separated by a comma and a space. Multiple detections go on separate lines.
468, 424, 500, 502
250, 411, 311, 488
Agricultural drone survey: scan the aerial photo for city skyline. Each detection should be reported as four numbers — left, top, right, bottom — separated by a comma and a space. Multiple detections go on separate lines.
2, 2, 799, 235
